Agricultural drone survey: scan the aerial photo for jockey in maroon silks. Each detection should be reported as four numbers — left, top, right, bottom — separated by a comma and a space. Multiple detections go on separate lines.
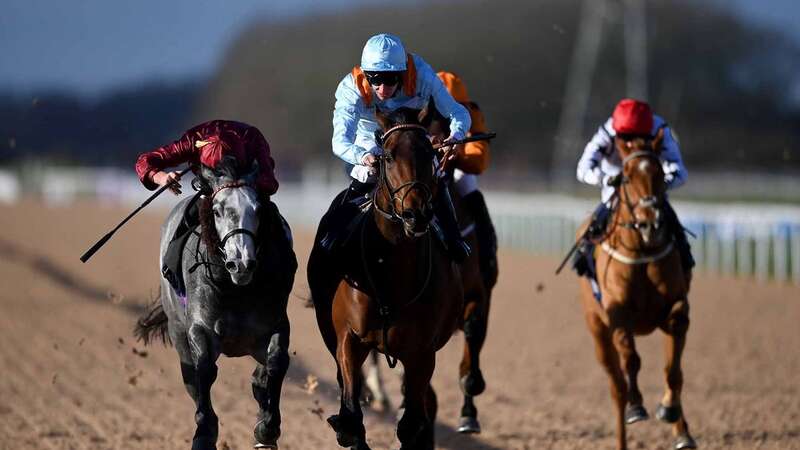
135, 119, 278, 197
135, 119, 279, 296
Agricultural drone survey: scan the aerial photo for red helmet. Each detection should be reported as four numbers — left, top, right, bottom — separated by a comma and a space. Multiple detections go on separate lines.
612, 99, 653, 136
198, 132, 247, 169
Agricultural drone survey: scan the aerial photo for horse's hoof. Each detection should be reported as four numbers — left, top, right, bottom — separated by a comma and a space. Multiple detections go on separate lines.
254, 418, 280, 446
625, 404, 650, 424
327, 415, 359, 448
655, 403, 682, 424
674, 434, 697, 449
191, 436, 217, 450
460, 371, 486, 397
457, 415, 481, 434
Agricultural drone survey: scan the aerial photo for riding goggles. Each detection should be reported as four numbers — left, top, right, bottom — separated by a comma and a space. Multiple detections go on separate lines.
364, 71, 403, 86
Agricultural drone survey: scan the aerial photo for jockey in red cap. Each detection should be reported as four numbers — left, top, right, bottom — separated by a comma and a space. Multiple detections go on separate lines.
573, 99, 694, 276
135, 120, 279, 295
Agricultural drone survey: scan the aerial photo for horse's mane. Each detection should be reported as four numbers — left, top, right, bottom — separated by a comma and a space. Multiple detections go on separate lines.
198, 196, 221, 250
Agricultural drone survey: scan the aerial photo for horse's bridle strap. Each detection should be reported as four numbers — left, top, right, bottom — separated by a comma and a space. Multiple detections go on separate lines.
601, 241, 674, 265
380, 123, 428, 142
219, 228, 257, 248
211, 182, 253, 200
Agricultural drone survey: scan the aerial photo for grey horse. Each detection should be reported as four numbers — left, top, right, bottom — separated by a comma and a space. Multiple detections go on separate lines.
135, 158, 297, 450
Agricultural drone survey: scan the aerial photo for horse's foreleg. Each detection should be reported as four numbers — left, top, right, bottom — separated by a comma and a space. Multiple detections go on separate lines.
328, 331, 370, 450
187, 324, 221, 450
614, 327, 648, 425
398, 351, 436, 450
459, 300, 487, 395
457, 300, 488, 434
588, 314, 628, 450
252, 320, 290, 449
659, 300, 696, 449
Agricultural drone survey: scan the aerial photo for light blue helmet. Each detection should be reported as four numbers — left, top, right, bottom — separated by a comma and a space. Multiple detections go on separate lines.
360, 33, 407, 72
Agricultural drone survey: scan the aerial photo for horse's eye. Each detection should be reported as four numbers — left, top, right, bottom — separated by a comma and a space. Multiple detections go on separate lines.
213, 207, 222, 218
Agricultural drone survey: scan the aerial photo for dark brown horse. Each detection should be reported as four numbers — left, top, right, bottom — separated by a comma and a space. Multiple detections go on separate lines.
578, 129, 696, 450
307, 108, 463, 450
428, 106, 499, 433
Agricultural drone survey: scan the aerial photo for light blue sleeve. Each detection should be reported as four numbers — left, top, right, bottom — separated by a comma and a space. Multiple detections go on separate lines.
656, 117, 687, 190
332, 74, 370, 166
415, 55, 471, 139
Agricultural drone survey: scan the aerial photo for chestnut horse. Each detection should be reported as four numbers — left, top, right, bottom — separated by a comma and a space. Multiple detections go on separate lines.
578, 129, 696, 450
307, 108, 463, 450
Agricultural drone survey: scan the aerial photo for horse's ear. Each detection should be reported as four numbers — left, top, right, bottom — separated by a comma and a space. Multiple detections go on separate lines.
374, 108, 392, 131
244, 159, 259, 183
200, 164, 218, 187
652, 128, 665, 155
418, 100, 434, 128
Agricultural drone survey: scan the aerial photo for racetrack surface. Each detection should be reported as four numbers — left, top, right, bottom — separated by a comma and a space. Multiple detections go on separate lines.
1, 200, 798, 450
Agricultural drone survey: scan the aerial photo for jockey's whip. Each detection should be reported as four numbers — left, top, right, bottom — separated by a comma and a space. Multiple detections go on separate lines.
555, 191, 619, 275
80, 167, 192, 263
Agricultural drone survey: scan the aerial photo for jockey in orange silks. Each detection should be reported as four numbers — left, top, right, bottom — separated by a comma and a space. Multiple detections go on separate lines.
435, 71, 497, 277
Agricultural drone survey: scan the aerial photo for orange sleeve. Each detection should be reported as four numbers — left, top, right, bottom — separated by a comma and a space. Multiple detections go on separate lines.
455, 103, 490, 174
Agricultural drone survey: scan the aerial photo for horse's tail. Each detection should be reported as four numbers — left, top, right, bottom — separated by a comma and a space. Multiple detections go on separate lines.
134, 289, 171, 346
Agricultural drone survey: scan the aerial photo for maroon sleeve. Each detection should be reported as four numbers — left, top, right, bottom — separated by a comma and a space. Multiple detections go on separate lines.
135, 126, 203, 190
245, 126, 279, 195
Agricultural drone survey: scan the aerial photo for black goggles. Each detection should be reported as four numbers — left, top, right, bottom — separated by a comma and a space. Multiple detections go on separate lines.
364, 71, 403, 86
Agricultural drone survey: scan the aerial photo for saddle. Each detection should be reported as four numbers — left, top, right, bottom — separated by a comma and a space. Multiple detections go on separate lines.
162, 193, 203, 298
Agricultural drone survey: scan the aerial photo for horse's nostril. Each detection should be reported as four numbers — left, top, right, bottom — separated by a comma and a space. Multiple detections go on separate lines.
225, 261, 238, 273
244, 259, 257, 272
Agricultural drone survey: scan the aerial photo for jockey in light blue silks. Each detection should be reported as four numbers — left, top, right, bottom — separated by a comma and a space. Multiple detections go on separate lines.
573, 98, 695, 275
322, 33, 473, 261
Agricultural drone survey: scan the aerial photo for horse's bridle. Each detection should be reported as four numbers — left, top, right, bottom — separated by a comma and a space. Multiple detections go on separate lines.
616, 150, 666, 239
210, 181, 259, 251
373, 124, 436, 234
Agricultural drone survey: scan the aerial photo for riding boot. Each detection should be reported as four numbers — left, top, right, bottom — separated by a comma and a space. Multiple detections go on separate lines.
461, 190, 497, 276
572, 202, 611, 276
319, 179, 373, 252
663, 201, 695, 272
435, 184, 471, 263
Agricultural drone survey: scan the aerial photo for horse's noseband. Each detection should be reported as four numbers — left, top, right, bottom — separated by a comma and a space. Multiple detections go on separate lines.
210, 181, 260, 251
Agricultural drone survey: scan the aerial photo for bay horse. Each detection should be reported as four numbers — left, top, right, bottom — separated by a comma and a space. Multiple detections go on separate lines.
578, 129, 696, 450
307, 107, 464, 450
135, 157, 297, 450
362, 103, 498, 434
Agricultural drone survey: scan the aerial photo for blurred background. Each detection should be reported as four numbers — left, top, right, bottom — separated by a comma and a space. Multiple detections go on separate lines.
1, 0, 799, 281
4, 3, 800, 448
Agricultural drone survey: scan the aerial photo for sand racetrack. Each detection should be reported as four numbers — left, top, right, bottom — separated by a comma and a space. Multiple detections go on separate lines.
0, 200, 798, 450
